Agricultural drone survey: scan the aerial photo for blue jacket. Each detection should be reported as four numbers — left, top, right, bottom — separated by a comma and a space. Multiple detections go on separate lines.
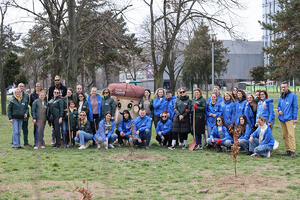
156, 119, 173, 137
278, 91, 298, 122
117, 119, 133, 136
250, 126, 274, 148
206, 102, 221, 127
93, 119, 115, 141
239, 124, 252, 140
208, 94, 223, 104
152, 97, 167, 117
244, 104, 255, 127
221, 100, 235, 126
256, 98, 274, 123
134, 115, 152, 133
166, 96, 176, 120
87, 94, 102, 122
210, 125, 233, 142
235, 99, 247, 125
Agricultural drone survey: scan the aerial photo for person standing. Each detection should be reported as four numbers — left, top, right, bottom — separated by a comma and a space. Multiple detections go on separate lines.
76, 92, 89, 116
235, 90, 247, 125
206, 93, 221, 138
139, 89, 152, 118
8, 88, 29, 149
152, 88, 167, 128
165, 90, 176, 121
87, 87, 102, 134
48, 89, 64, 148
221, 92, 235, 128
208, 86, 223, 104
48, 75, 67, 100
31, 90, 48, 149
18, 83, 30, 146
169, 88, 192, 150
278, 81, 298, 158
192, 88, 206, 150
101, 88, 116, 120
73, 84, 84, 105
244, 94, 257, 129
62, 88, 75, 147
256, 90, 275, 129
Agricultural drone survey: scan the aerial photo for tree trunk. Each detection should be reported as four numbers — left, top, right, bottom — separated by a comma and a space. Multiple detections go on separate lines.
154, 71, 164, 90
205, 80, 208, 100
0, 6, 6, 115
67, 0, 78, 89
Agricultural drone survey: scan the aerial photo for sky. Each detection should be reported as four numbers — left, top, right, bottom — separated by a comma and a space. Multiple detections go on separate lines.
3, 0, 262, 42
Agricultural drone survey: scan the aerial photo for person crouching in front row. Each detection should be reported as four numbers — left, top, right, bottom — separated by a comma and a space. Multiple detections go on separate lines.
116, 110, 133, 147
93, 112, 117, 150
206, 116, 233, 152
74, 111, 93, 149
133, 109, 152, 150
249, 116, 274, 158
156, 111, 173, 147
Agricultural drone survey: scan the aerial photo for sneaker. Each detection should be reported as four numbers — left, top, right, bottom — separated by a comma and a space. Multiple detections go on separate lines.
145, 146, 150, 150
41, 146, 45, 149
266, 151, 271, 158
78, 145, 86, 150
118, 143, 124, 147
34, 146, 38, 150
160, 142, 164, 147
97, 144, 101, 149
105, 145, 108, 150
282, 150, 291, 156
251, 153, 258, 157
195, 145, 202, 150
290, 151, 296, 158
85, 142, 90, 149
182, 145, 186, 150
108, 144, 115, 149
168, 146, 175, 150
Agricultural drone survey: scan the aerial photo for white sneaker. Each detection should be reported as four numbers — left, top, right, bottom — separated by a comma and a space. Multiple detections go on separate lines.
78, 145, 86, 150
168, 146, 175, 150
108, 144, 115, 149
182, 145, 186, 150
85, 142, 90, 149
34, 146, 38, 150
41, 146, 45, 149
97, 144, 101, 149
105, 145, 108, 150
267, 151, 271, 158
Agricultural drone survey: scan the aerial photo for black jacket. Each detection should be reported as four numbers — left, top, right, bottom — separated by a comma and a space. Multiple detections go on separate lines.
48, 84, 67, 101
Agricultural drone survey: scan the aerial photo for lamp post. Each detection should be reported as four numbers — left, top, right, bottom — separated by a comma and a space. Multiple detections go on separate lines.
211, 34, 215, 87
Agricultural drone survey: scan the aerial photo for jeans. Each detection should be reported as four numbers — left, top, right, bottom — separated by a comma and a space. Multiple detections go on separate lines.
207, 137, 223, 146
76, 130, 94, 145
33, 124, 38, 146
195, 134, 202, 145
249, 138, 273, 157
95, 133, 118, 144
134, 129, 152, 147
12, 119, 23, 147
22, 119, 29, 145
223, 140, 232, 147
239, 138, 249, 151
207, 126, 213, 138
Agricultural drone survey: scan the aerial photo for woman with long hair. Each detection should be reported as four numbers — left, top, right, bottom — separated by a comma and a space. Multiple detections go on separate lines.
256, 90, 275, 129
206, 93, 221, 138
62, 88, 75, 147
75, 111, 93, 149
244, 94, 257, 128
116, 110, 133, 146
139, 89, 152, 118
101, 88, 116, 120
237, 115, 253, 153
231, 87, 238, 101
87, 87, 102, 134
76, 92, 89, 117
221, 92, 235, 128
235, 90, 247, 125
152, 88, 167, 128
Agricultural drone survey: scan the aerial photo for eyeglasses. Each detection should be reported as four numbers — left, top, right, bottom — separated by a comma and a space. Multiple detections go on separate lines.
161, 116, 167, 118
79, 114, 86, 116
54, 92, 59, 94
217, 120, 222, 122
104, 92, 109, 94
54, 79, 60, 81
79, 96, 84, 98
180, 91, 185, 94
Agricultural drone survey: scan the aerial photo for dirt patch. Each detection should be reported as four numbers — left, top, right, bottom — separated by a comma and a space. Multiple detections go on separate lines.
110, 153, 166, 161
0, 152, 5, 157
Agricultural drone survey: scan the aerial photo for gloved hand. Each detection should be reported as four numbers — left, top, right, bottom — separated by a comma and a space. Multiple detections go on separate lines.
216, 140, 222, 145
193, 104, 197, 109
185, 109, 189, 113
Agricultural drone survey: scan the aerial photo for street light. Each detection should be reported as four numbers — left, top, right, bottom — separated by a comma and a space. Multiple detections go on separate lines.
211, 34, 215, 87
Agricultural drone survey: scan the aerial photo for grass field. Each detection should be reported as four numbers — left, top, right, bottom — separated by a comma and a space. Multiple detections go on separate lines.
0, 93, 300, 200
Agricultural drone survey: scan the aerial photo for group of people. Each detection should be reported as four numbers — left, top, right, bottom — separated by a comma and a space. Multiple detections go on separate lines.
7, 76, 298, 158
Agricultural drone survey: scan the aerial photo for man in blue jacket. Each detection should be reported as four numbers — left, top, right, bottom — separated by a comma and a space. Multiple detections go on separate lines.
134, 109, 152, 149
278, 82, 298, 158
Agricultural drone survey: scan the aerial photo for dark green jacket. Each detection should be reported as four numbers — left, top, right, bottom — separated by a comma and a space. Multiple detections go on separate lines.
48, 96, 64, 119
78, 120, 92, 133
7, 96, 29, 120
174, 95, 192, 118
31, 99, 48, 121
192, 97, 206, 118
101, 96, 116, 118
62, 96, 74, 118
66, 109, 78, 131
78, 100, 89, 117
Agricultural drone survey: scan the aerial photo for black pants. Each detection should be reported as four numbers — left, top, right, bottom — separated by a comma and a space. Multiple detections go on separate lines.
156, 132, 172, 146
153, 115, 161, 128
91, 114, 101, 134
53, 118, 61, 147
116, 130, 130, 144
172, 132, 188, 142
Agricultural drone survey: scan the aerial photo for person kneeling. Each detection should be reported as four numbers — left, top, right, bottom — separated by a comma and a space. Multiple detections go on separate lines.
116, 110, 133, 146
156, 111, 173, 147
75, 111, 93, 149
93, 112, 117, 150
133, 109, 152, 149
249, 116, 274, 158
206, 116, 233, 152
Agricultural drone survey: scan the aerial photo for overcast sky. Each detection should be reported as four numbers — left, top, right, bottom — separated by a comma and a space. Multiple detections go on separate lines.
4, 0, 262, 42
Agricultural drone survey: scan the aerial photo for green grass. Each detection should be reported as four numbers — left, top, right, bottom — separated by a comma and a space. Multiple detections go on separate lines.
0, 93, 300, 199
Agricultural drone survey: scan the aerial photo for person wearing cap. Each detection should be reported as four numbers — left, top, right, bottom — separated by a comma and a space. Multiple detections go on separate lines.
101, 88, 116, 120
156, 111, 173, 147
139, 89, 152, 118
116, 110, 133, 146
152, 88, 167, 128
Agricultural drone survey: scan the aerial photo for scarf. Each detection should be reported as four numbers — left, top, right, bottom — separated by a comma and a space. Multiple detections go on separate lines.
259, 124, 268, 143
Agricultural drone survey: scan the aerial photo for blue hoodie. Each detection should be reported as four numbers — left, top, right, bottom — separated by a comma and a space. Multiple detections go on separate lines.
152, 96, 167, 117
206, 102, 221, 127
278, 91, 298, 122
156, 119, 173, 136
256, 98, 275, 123
221, 100, 235, 126
210, 125, 233, 142
244, 103, 256, 127
117, 118, 133, 136
250, 125, 274, 148
239, 124, 252, 140
134, 115, 152, 133
87, 94, 102, 122
93, 119, 115, 141
166, 96, 176, 120
235, 99, 247, 125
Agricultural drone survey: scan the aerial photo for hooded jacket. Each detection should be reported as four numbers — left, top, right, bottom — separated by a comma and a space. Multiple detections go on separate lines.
134, 115, 152, 133
206, 102, 221, 127
78, 120, 92, 133
256, 98, 275, 123
221, 100, 235, 126
8, 95, 29, 120
174, 95, 192, 118
166, 96, 176, 120
48, 96, 64, 119
101, 96, 116, 119
235, 98, 247, 125
244, 103, 256, 127
156, 119, 173, 136
239, 124, 252, 140
87, 94, 102, 122
250, 125, 274, 147
192, 96, 206, 118
31, 98, 48, 121
152, 96, 167, 117
278, 90, 298, 122
210, 125, 233, 142
118, 118, 133, 136
93, 119, 115, 141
